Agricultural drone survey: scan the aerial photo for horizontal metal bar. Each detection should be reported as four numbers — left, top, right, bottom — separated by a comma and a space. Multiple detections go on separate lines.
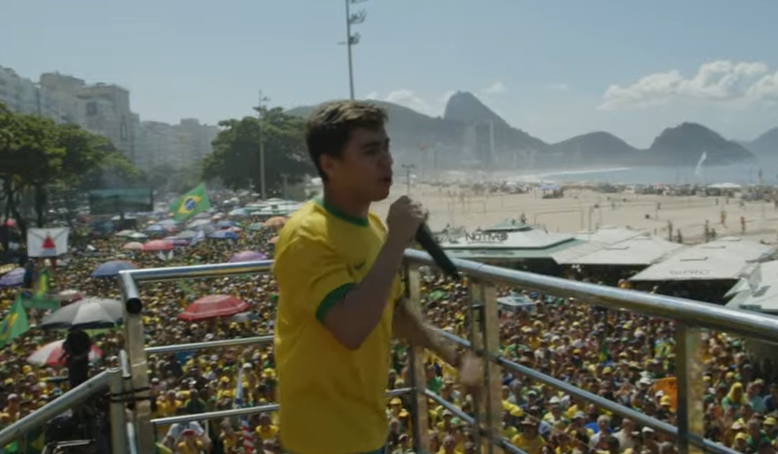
404, 249, 778, 345
424, 389, 524, 454
151, 388, 413, 427
423, 389, 474, 425
144, 335, 273, 355
497, 357, 736, 454
151, 403, 279, 426
125, 260, 273, 283
0, 371, 110, 448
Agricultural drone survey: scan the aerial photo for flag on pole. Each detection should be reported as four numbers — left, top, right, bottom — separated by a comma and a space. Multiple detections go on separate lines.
235, 368, 255, 453
0, 296, 29, 348
169, 184, 211, 222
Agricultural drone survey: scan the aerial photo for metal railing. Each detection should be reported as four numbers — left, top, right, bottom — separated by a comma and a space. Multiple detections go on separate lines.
7, 250, 776, 453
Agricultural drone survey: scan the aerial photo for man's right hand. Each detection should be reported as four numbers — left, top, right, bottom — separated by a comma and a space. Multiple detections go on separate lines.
386, 196, 426, 248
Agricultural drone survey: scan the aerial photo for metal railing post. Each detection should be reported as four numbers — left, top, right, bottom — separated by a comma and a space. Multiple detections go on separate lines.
468, 280, 485, 453
675, 323, 705, 454
108, 368, 129, 454
119, 271, 154, 454
480, 281, 503, 454
404, 262, 430, 454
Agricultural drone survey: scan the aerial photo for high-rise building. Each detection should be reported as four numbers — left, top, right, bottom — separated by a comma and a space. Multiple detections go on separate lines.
2, 65, 217, 172
39, 73, 135, 160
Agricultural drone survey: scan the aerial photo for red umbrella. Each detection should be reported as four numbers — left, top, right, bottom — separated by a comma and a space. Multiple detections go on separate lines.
178, 295, 250, 321
27, 340, 102, 366
142, 240, 174, 252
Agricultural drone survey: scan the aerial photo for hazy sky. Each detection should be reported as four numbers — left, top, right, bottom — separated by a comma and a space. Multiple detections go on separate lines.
2, 0, 777, 148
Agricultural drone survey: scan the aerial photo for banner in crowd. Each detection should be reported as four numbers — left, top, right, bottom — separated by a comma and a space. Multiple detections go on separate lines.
27, 228, 69, 258
651, 377, 677, 411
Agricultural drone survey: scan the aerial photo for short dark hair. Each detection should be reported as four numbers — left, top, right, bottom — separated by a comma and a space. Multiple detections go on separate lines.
305, 100, 387, 180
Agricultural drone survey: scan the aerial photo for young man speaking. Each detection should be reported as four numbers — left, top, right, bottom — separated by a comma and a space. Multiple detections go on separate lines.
272, 100, 479, 454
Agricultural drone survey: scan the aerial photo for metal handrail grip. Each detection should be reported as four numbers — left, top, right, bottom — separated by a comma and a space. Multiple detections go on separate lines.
404, 249, 778, 345
0, 371, 110, 448
123, 260, 274, 284
150, 388, 413, 427
144, 335, 273, 355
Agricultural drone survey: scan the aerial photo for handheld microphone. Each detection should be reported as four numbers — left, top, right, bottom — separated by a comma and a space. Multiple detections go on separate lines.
415, 223, 460, 279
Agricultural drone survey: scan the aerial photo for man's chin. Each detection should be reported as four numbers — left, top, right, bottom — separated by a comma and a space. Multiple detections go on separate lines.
370, 187, 391, 202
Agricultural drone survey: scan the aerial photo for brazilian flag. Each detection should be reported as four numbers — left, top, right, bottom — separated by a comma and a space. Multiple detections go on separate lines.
0, 296, 29, 349
169, 183, 211, 222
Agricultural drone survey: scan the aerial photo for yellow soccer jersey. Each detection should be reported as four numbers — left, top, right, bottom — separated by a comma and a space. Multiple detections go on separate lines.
273, 199, 402, 454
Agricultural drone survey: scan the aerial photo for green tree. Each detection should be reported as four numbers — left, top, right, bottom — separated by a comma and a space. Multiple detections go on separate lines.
203, 106, 313, 196
0, 106, 64, 233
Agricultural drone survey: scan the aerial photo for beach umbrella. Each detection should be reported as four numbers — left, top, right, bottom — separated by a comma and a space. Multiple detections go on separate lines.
0, 264, 16, 276
178, 295, 250, 321
142, 240, 174, 252
208, 231, 238, 240
27, 340, 102, 366
41, 297, 124, 330
175, 230, 198, 240
114, 230, 136, 238
229, 208, 249, 217
230, 312, 259, 323
163, 237, 190, 247
263, 216, 287, 228
247, 222, 264, 231
57, 289, 84, 305
127, 232, 148, 240
144, 225, 168, 233
216, 220, 237, 229
92, 260, 137, 278
228, 251, 267, 263
122, 242, 144, 251
0, 268, 25, 287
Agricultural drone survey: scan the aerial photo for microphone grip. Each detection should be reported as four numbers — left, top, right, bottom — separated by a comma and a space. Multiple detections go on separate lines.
415, 224, 460, 279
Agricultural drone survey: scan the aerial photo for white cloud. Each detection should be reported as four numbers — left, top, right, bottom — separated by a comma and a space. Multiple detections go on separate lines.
482, 81, 507, 96
385, 89, 433, 114
599, 60, 778, 110
365, 91, 379, 100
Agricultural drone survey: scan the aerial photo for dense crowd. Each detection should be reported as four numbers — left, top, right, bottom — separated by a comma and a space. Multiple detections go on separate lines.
0, 211, 777, 454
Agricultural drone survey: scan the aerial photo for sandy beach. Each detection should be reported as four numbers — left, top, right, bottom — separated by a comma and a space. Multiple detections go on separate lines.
371, 183, 778, 244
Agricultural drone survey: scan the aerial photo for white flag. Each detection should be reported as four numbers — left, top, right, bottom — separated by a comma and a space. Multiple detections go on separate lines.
27, 228, 69, 258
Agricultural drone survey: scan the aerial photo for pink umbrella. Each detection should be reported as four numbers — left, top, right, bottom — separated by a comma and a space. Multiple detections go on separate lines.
142, 240, 174, 252
228, 251, 268, 263
27, 340, 102, 366
122, 242, 144, 251
178, 295, 250, 321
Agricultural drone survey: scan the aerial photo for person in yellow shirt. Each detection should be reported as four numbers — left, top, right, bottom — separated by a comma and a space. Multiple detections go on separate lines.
176, 428, 204, 454
254, 413, 279, 441
511, 418, 545, 454
273, 100, 479, 454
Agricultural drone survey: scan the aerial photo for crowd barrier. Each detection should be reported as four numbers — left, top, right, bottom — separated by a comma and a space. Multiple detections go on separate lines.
4, 250, 778, 453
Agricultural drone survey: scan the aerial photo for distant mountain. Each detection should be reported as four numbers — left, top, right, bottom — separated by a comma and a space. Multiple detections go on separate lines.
747, 127, 778, 157
286, 95, 755, 169
646, 122, 756, 166
550, 132, 640, 166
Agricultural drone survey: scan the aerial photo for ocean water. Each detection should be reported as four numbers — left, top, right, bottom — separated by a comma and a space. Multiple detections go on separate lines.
518, 164, 775, 186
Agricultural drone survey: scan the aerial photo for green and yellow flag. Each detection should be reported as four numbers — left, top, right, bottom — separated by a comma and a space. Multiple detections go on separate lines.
169, 183, 211, 222
0, 296, 29, 348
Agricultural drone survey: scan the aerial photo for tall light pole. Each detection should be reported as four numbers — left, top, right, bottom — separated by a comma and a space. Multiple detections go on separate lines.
258, 90, 270, 200
340, 0, 368, 100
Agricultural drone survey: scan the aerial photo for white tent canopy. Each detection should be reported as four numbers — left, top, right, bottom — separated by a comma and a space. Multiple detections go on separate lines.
727, 261, 778, 313
569, 236, 685, 267
551, 227, 646, 265
630, 237, 775, 282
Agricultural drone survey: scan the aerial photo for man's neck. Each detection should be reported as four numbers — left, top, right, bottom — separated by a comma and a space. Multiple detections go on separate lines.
323, 190, 369, 220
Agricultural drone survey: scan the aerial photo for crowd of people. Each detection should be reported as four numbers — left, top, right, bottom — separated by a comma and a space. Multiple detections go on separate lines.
0, 208, 777, 454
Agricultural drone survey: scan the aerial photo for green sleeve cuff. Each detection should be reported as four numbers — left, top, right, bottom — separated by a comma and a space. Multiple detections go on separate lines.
315, 283, 356, 323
